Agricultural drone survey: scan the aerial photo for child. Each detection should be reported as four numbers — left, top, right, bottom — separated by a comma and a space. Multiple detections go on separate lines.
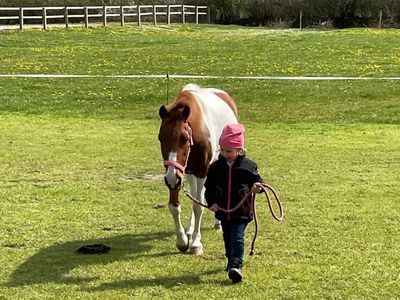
204, 123, 263, 284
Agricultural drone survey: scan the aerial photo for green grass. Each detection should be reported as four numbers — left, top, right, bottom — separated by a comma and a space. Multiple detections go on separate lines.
0, 24, 399, 299
1, 25, 400, 77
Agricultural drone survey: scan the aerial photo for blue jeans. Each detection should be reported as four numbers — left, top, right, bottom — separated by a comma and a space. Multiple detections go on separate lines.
221, 220, 249, 265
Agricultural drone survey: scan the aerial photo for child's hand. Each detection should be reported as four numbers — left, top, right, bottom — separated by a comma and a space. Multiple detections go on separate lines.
251, 183, 263, 193
209, 204, 220, 212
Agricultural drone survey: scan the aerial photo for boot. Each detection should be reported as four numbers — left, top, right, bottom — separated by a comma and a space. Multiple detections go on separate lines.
226, 258, 232, 271
227, 258, 242, 283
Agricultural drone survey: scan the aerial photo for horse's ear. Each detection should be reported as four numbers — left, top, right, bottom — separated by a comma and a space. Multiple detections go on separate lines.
182, 105, 190, 121
159, 105, 168, 119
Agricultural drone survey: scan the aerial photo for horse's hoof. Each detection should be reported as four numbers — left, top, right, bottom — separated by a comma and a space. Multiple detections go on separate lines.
213, 221, 222, 230
177, 243, 189, 253
189, 246, 204, 256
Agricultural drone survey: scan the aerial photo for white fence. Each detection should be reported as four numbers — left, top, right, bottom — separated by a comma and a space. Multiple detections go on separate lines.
0, 5, 209, 30
1, 74, 400, 81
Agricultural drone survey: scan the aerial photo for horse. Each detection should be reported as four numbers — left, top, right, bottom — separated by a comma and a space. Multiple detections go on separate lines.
158, 83, 238, 255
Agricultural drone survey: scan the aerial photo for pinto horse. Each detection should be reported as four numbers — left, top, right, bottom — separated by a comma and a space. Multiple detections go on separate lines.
158, 84, 238, 255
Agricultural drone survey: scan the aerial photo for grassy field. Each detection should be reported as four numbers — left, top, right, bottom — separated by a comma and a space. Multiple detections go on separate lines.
0, 24, 399, 299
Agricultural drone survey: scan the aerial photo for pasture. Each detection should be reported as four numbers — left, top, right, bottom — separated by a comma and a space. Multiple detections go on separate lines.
0, 25, 399, 299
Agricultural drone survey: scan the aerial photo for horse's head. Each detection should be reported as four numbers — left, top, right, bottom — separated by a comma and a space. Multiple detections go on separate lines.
158, 103, 193, 192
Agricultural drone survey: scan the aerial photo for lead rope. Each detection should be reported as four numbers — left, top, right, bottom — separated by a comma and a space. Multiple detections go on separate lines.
183, 182, 284, 255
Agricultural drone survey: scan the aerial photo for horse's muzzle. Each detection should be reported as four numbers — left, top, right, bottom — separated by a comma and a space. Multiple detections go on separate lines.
164, 160, 185, 190
164, 174, 182, 191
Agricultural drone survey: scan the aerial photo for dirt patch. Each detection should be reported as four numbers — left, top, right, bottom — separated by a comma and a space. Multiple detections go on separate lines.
143, 173, 164, 181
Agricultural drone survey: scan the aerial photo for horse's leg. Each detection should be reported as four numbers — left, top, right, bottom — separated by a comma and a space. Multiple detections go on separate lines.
168, 189, 189, 253
189, 176, 205, 256
185, 174, 197, 246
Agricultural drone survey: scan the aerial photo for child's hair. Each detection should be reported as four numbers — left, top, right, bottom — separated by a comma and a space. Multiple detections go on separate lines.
218, 147, 246, 156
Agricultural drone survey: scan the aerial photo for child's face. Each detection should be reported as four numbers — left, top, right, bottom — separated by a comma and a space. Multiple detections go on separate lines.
220, 146, 241, 163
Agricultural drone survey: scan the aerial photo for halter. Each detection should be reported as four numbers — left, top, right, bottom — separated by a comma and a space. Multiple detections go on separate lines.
163, 124, 193, 176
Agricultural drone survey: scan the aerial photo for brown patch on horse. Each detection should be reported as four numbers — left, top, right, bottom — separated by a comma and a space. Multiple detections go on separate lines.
158, 95, 192, 170
169, 189, 180, 206
174, 91, 213, 179
158, 90, 212, 207
159, 91, 213, 176
214, 92, 238, 118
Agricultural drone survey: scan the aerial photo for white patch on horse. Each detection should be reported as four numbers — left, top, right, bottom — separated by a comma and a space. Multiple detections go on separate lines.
165, 151, 178, 188
186, 85, 238, 162
181, 83, 201, 92
169, 203, 189, 252
208, 87, 228, 95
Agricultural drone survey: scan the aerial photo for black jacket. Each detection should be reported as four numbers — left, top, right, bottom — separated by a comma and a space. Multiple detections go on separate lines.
205, 154, 263, 222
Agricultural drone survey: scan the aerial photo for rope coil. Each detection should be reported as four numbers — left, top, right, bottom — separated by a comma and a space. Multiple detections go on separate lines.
183, 182, 284, 255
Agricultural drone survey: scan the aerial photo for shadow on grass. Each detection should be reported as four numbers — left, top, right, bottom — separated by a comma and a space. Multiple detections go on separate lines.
6, 230, 225, 290
84, 268, 224, 292
6, 231, 175, 287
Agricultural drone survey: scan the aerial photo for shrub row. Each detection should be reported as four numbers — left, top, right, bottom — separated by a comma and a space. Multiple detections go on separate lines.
1, 0, 399, 28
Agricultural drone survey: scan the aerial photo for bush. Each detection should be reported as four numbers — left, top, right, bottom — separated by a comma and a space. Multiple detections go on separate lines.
1, 0, 399, 28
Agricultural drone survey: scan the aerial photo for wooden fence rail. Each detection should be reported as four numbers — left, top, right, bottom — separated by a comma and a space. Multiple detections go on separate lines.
0, 5, 210, 30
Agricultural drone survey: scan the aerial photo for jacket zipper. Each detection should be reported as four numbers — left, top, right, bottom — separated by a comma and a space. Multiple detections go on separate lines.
227, 163, 233, 220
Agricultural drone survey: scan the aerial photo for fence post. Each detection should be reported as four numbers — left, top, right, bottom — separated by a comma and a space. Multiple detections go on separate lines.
153, 5, 157, 25
42, 7, 47, 30
299, 10, 303, 29
103, 6, 107, 26
182, 5, 185, 24
138, 6, 141, 26
120, 6, 124, 26
84, 7, 88, 28
64, 6, 69, 28
167, 5, 171, 25
19, 7, 24, 30
378, 9, 383, 28
208, 6, 210, 23
195, 6, 199, 24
